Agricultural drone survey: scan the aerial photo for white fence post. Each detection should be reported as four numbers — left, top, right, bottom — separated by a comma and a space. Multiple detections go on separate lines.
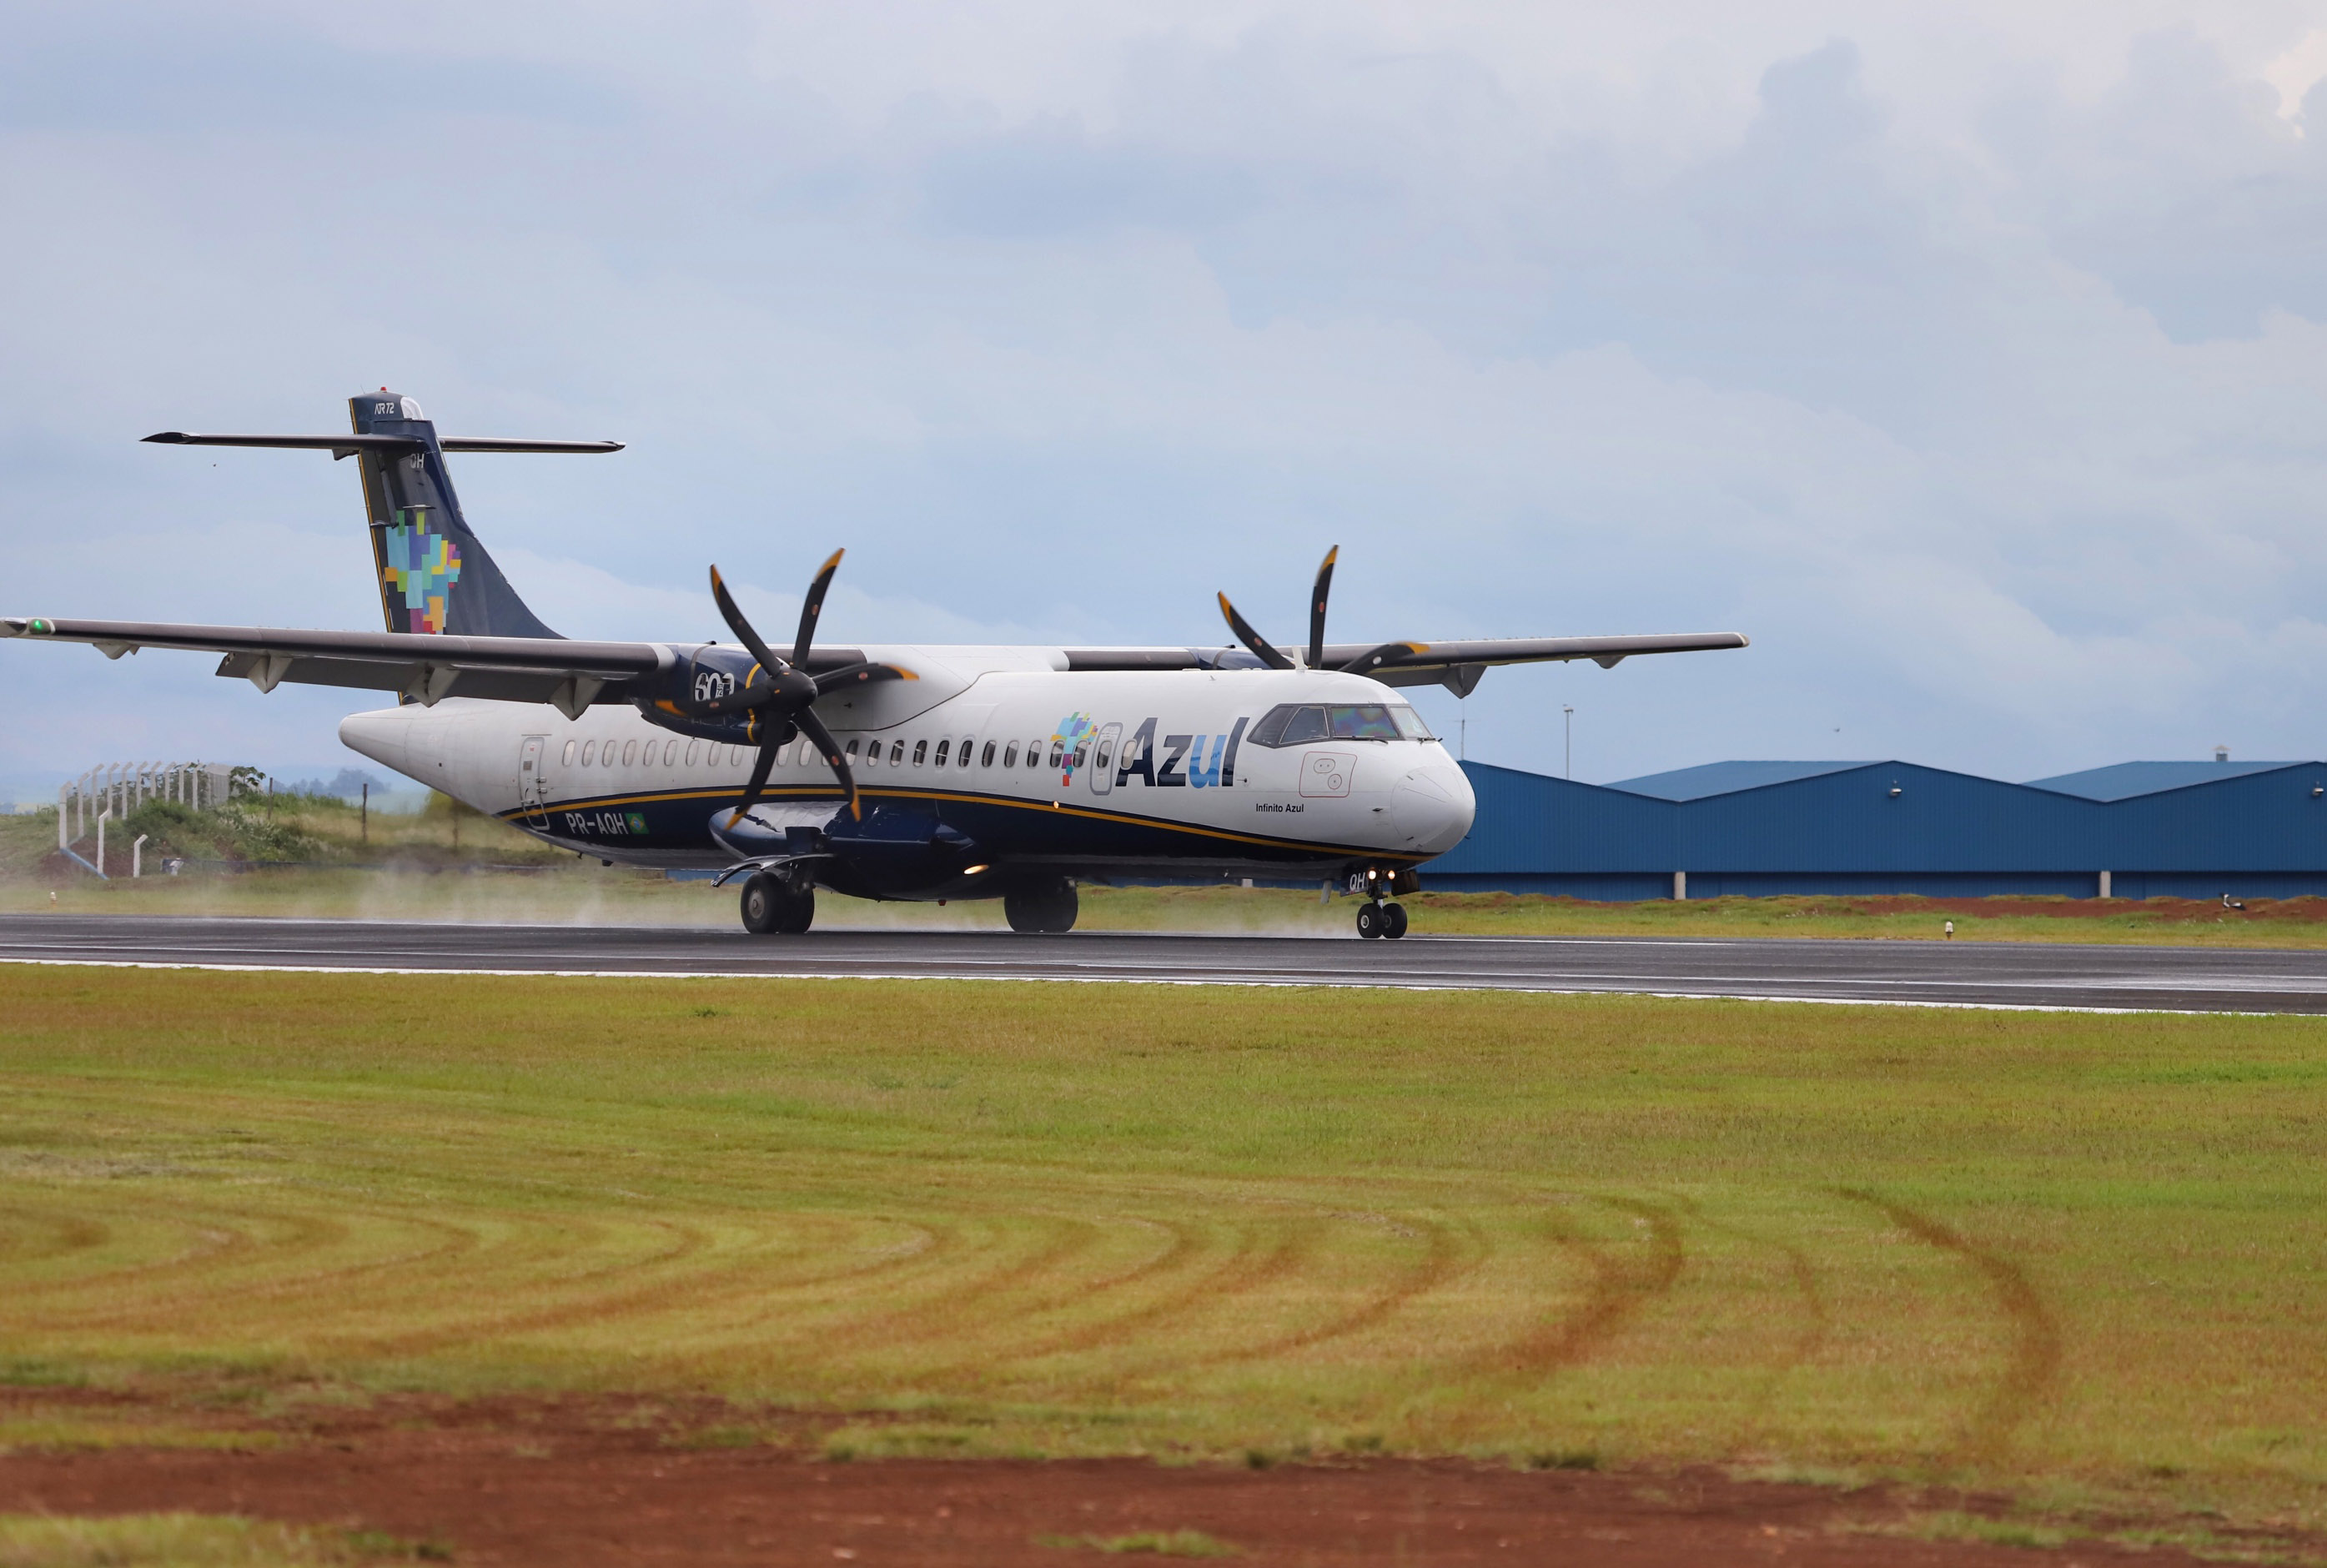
96, 807, 110, 877
58, 786, 68, 852
133, 834, 147, 877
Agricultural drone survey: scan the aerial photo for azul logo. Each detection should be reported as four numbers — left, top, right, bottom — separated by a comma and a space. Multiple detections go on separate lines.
381, 509, 462, 634
1116, 717, 1249, 789
1050, 711, 1096, 785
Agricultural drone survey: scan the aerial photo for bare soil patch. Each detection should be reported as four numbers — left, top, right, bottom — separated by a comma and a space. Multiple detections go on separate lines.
0, 1390, 2284, 1567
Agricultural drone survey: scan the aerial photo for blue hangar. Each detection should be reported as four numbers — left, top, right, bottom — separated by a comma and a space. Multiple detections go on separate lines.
1425, 757, 2327, 901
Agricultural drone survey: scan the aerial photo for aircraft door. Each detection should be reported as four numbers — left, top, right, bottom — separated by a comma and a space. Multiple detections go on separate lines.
1088, 722, 1123, 795
519, 735, 550, 815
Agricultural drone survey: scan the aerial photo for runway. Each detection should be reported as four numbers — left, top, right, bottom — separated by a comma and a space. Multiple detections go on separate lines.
5, 913, 2327, 1013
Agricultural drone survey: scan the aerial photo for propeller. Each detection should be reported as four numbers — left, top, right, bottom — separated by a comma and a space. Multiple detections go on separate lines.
1220, 545, 1423, 677
703, 550, 902, 827
1306, 545, 1336, 671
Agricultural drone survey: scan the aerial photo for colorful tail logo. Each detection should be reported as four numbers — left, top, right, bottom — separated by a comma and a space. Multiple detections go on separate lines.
382, 510, 463, 634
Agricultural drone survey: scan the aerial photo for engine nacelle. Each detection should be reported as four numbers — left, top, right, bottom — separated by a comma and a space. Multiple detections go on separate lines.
629, 644, 789, 746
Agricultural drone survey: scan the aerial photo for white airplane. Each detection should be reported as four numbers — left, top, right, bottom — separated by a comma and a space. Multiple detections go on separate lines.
3, 391, 1748, 937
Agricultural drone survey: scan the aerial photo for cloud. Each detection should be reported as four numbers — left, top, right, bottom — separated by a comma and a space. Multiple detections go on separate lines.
3, 2, 2326, 787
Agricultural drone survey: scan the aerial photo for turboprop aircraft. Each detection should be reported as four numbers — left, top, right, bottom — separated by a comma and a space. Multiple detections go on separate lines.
3, 391, 1748, 937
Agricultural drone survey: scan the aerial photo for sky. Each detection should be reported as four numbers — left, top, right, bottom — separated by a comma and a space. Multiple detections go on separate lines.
4, 0, 2327, 795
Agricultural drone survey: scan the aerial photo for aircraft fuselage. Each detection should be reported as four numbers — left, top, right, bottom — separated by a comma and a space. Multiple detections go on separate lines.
341, 660, 1475, 901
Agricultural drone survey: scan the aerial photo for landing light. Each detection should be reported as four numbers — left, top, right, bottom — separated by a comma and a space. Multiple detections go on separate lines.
962, 864, 990, 877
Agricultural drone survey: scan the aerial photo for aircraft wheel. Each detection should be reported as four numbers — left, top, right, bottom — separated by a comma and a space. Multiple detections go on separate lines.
1004, 879, 1078, 934
1381, 902, 1409, 939
1354, 902, 1384, 939
741, 874, 814, 936
776, 884, 816, 934
740, 872, 783, 934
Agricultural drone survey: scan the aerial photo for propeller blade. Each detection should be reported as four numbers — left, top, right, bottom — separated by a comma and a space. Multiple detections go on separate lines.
1307, 545, 1339, 671
1217, 591, 1293, 671
1339, 640, 1426, 677
709, 565, 787, 679
796, 707, 862, 822
727, 733, 782, 830
812, 661, 909, 696
792, 549, 843, 667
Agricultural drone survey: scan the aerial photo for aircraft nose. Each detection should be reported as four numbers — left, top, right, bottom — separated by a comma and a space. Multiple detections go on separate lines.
1392, 761, 1474, 854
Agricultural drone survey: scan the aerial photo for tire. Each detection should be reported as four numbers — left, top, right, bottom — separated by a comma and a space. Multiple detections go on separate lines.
740, 872, 782, 934
1004, 879, 1079, 934
1354, 902, 1383, 939
776, 884, 816, 934
1381, 902, 1409, 939
741, 875, 814, 935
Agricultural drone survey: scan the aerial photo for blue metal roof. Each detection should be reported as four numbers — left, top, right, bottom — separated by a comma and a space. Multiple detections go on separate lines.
1608, 760, 1878, 801
2024, 761, 2312, 801
1430, 756, 2327, 897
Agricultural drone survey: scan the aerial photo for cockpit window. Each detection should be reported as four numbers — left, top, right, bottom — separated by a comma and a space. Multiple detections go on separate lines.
1247, 702, 1435, 746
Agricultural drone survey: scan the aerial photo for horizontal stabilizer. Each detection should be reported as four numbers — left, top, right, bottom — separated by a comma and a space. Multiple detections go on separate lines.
143, 432, 622, 456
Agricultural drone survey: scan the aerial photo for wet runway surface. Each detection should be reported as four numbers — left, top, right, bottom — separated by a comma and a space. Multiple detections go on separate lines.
5, 912, 2327, 1013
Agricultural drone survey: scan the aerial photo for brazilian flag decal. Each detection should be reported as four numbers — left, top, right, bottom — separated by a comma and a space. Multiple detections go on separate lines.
626, 812, 648, 833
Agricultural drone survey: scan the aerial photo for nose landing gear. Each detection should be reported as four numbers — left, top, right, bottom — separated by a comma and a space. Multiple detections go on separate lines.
1349, 867, 1410, 940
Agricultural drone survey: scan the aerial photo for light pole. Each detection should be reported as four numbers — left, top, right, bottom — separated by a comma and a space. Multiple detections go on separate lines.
1563, 706, 1574, 779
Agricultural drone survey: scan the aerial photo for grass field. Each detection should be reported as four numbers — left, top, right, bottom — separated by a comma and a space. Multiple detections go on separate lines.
3, 965, 2323, 1535
8, 799, 2327, 946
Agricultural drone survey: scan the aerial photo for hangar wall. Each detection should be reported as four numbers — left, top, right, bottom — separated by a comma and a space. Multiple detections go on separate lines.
1427, 758, 2327, 901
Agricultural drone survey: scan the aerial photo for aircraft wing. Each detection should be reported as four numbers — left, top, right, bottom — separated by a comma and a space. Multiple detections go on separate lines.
1066, 631, 1749, 695
0, 616, 676, 718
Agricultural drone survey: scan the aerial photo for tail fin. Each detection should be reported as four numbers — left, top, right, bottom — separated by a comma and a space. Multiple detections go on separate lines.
349, 390, 562, 639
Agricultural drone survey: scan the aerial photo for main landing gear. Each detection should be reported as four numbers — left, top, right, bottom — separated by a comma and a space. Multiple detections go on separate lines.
1355, 899, 1408, 940
1004, 877, 1079, 934
741, 872, 815, 934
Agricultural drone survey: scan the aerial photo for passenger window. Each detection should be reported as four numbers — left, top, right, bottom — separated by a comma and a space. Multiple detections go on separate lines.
580, 740, 596, 766
932, 740, 948, 767
686, 741, 700, 766
562, 740, 576, 766
1048, 741, 1064, 768
605, 741, 619, 767
622, 740, 638, 766
959, 736, 973, 768
891, 739, 906, 765
982, 741, 996, 767
664, 740, 678, 766
734, 745, 751, 766
1073, 742, 1088, 768
1030, 739, 1043, 766
1095, 740, 1113, 770
1003, 742, 1018, 767
845, 738, 860, 761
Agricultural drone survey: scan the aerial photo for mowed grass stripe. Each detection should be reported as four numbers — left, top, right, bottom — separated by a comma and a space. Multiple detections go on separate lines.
0, 965, 2322, 1520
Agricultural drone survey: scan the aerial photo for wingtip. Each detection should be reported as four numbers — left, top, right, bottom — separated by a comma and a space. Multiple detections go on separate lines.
1321, 545, 1339, 567
141, 432, 188, 444
819, 548, 845, 575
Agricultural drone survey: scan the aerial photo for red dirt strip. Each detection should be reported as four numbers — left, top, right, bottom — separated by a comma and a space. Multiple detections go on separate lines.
0, 1392, 2269, 1567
